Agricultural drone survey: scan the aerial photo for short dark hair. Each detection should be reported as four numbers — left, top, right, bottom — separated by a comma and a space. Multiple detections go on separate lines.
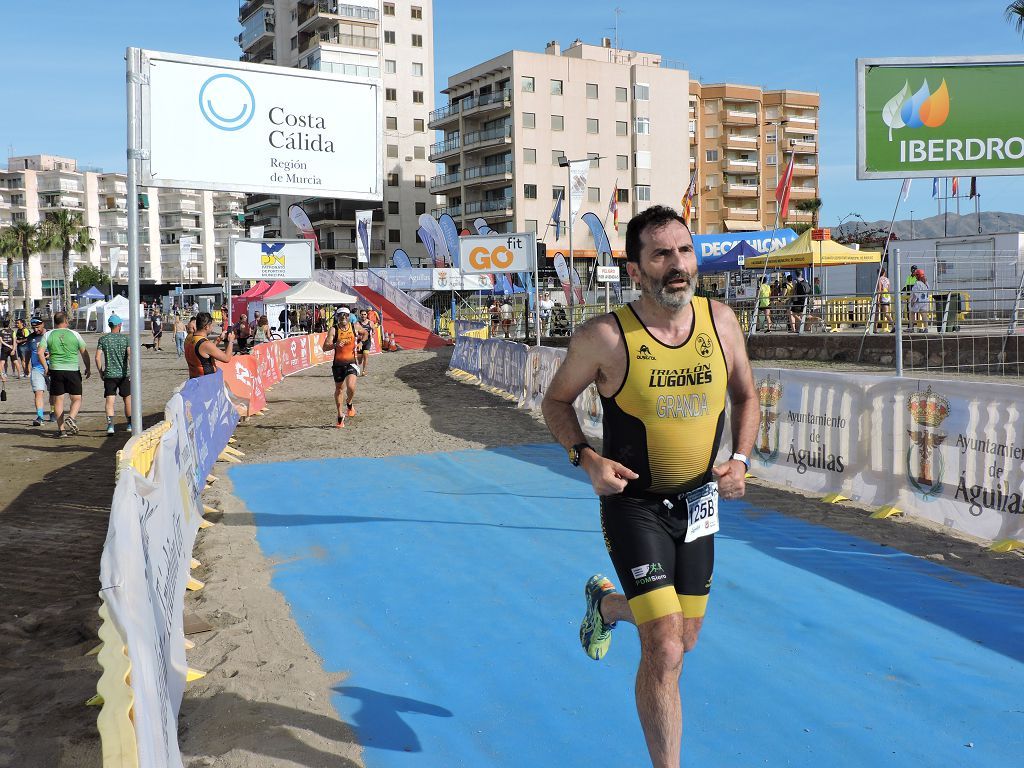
53, 311, 67, 325
195, 312, 213, 331
625, 205, 690, 263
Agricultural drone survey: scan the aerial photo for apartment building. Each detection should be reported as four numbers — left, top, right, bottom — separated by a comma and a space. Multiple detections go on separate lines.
237, 0, 436, 268
431, 39, 690, 270
0, 154, 244, 308
688, 83, 820, 234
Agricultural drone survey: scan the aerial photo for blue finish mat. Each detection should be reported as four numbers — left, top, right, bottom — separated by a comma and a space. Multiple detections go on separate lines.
230, 444, 1024, 767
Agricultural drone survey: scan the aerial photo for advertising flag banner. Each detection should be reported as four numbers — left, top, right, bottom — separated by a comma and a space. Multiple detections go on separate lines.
570, 266, 585, 305
858, 56, 1024, 179
178, 236, 192, 275
419, 213, 450, 267
550, 190, 563, 240
568, 160, 589, 228
356, 209, 373, 264
581, 212, 612, 260
553, 252, 571, 304
250, 225, 265, 239
140, 49, 383, 199
288, 204, 320, 253
438, 214, 462, 268
109, 247, 122, 278
417, 226, 436, 262
392, 249, 413, 269
473, 217, 493, 235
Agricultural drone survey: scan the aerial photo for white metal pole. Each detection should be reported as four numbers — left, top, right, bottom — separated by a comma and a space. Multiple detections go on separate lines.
227, 241, 234, 328
567, 163, 575, 333
533, 237, 542, 347
893, 248, 904, 377
125, 47, 143, 434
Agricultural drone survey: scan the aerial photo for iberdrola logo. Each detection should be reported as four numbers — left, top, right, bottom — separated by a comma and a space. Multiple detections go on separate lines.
881, 79, 950, 141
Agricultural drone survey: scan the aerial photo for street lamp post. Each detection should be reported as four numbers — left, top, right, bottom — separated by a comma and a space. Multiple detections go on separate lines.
557, 154, 604, 333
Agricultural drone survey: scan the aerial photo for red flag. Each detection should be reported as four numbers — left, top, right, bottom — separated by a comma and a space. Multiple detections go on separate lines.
775, 155, 795, 220
951, 177, 959, 197
969, 177, 978, 199
609, 184, 619, 229
681, 171, 697, 226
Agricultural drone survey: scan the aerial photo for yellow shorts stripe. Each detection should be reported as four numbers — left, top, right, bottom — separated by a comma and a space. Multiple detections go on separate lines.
628, 586, 710, 624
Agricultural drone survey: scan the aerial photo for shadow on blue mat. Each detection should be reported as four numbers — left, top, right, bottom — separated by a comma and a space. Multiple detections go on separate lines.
332, 686, 453, 753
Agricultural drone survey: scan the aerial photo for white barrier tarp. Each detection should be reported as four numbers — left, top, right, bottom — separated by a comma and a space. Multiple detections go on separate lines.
451, 336, 1024, 543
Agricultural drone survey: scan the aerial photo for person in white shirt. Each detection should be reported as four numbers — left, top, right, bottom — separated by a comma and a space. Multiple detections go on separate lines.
539, 292, 554, 336
500, 300, 514, 339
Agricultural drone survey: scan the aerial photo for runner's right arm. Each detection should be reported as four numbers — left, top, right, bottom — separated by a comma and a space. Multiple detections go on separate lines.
541, 317, 639, 496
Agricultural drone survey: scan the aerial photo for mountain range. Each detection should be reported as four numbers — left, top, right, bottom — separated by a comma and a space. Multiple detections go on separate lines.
832, 211, 1024, 241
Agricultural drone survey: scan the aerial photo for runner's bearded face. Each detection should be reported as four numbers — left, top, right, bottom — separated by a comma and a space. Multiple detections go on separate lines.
633, 221, 697, 311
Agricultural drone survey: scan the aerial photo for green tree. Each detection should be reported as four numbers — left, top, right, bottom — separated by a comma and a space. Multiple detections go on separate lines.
4, 221, 46, 317
1006, 1, 1024, 35
0, 228, 18, 316
72, 264, 108, 293
42, 209, 95, 316
794, 197, 823, 228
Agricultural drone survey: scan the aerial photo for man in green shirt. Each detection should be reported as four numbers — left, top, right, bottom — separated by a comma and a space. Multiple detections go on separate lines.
42, 311, 91, 437
95, 314, 131, 435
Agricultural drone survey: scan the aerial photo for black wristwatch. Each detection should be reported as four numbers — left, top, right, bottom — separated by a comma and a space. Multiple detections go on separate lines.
568, 442, 592, 467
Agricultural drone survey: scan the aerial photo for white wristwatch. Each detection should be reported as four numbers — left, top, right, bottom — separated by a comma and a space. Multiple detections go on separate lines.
731, 452, 750, 470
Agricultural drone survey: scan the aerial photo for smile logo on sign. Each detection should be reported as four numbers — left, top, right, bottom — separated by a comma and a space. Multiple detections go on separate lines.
199, 73, 256, 132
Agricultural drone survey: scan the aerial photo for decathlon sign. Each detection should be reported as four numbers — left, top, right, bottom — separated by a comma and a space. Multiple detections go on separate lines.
694, 229, 798, 262
138, 49, 382, 199
858, 55, 1024, 179
459, 233, 536, 274
231, 239, 313, 280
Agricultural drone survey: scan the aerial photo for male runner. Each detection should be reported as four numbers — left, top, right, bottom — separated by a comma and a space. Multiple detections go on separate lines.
95, 314, 132, 434
322, 313, 368, 428
185, 312, 235, 379
42, 312, 91, 437
541, 205, 759, 768
356, 308, 375, 376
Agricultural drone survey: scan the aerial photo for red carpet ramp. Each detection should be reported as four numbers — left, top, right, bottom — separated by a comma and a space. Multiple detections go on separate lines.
352, 285, 451, 349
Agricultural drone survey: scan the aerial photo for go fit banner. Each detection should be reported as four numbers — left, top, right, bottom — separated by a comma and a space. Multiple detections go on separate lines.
217, 333, 328, 416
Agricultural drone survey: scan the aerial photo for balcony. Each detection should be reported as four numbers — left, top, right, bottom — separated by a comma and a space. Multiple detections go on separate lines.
239, 11, 275, 52
787, 210, 814, 222
99, 183, 128, 195
320, 237, 385, 253
785, 115, 817, 129
724, 184, 759, 199
724, 159, 758, 173
722, 134, 759, 150
793, 163, 817, 176
689, 131, 697, 145
724, 207, 760, 221
462, 89, 512, 118
462, 125, 512, 153
238, 0, 270, 22
39, 197, 83, 210
429, 102, 461, 129
785, 123, 817, 136
789, 186, 818, 200
463, 160, 513, 186
788, 139, 817, 153
246, 193, 279, 210
465, 198, 513, 216
161, 217, 201, 230
430, 171, 461, 192
429, 136, 461, 162
432, 204, 462, 218
301, 31, 378, 53
240, 51, 275, 65
100, 203, 127, 213
298, 1, 379, 32
723, 110, 758, 126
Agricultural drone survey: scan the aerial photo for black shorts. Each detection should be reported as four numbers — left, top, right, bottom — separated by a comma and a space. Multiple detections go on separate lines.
103, 377, 130, 397
360, 341, 372, 353
49, 369, 83, 397
600, 493, 714, 624
332, 362, 360, 382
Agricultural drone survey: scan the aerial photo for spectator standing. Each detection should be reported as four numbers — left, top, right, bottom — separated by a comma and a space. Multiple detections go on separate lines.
500, 299, 514, 339
95, 315, 132, 434
15, 319, 32, 376
757, 276, 772, 333
150, 310, 164, 352
875, 268, 893, 332
174, 315, 187, 357
26, 318, 50, 425
0, 322, 19, 379
42, 312, 91, 437
539, 291, 554, 335
909, 269, 930, 332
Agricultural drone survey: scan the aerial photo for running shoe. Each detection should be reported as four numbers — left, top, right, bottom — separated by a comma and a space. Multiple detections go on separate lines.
580, 574, 618, 661
346, 404, 356, 418
106, 423, 115, 435
125, 424, 133, 434
335, 416, 346, 429
64, 415, 79, 435
49, 412, 57, 423
32, 418, 42, 427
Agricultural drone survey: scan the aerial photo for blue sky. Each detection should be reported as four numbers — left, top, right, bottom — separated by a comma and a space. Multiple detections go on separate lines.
4, 0, 1023, 225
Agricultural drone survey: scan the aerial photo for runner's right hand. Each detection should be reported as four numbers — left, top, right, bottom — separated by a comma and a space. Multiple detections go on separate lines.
582, 452, 639, 496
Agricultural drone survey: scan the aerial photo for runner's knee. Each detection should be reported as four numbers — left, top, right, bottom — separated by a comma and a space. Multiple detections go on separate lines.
638, 614, 686, 673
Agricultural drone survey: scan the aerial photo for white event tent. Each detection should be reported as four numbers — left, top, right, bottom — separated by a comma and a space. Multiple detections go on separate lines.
276, 280, 359, 305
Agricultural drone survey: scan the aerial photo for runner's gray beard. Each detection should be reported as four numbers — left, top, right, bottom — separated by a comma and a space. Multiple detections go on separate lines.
639, 266, 695, 310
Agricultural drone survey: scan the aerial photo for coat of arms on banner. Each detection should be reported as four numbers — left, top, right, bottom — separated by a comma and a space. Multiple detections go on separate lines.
581, 384, 602, 430
906, 386, 950, 499
754, 375, 783, 464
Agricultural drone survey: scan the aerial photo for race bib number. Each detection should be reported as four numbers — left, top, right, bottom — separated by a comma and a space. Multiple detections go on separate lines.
683, 481, 719, 543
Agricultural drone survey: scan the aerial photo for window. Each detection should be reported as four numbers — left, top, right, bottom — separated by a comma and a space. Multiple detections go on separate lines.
634, 117, 650, 134
385, 116, 397, 130
411, 5, 423, 19
384, 59, 396, 74
521, 76, 535, 93
766, 132, 777, 143
635, 151, 651, 169
635, 185, 651, 201
290, 35, 297, 50
412, 62, 423, 77
766, 154, 777, 165
525, 219, 538, 234
387, 144, 399, 158
705, 199, 720, 211
387, 172, 399, 186
412, 34, 423, 47
552, 150, 565, 165
704, 100, 718, 114
588, 187, 600, 203
633, 83, 650, 100
415, 202, 426, 215
586, 118, 599, 134
706, 174, 720, 188
385, 88, 397, 101
615, 86, 628, 102
523, 112, 536, 129
551, 114, 564, 131
616, 120, 627, 136
616, 188, 629, 203
383, 2, 395, 15
704, 126, 718, 139
413, 118, 424, 132
705, 149, 719, 162
414, 175, 426, 187
550, 79, 563, 95
384, 30, 395, 44
389, 229, 401, 243
524, 184, 537, 199
413, 91, 424, 103
588, 152, 600, 168
388, 201, 400, 214
586, 83, 599, 99
552, 185, 565, 200
523, 147, 537, 164
414, 146, 425, 159
689, 119, 697, 135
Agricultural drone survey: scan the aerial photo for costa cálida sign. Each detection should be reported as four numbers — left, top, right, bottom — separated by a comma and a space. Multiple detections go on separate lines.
857, 55, 1024, 179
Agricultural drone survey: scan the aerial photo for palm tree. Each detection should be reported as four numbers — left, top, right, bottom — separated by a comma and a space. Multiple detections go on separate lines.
1006, 2, 1024, 35
5, 221, 46, 318
0, 228, 18, 318
42, 209, 95, 315
794, 197, 823, 228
